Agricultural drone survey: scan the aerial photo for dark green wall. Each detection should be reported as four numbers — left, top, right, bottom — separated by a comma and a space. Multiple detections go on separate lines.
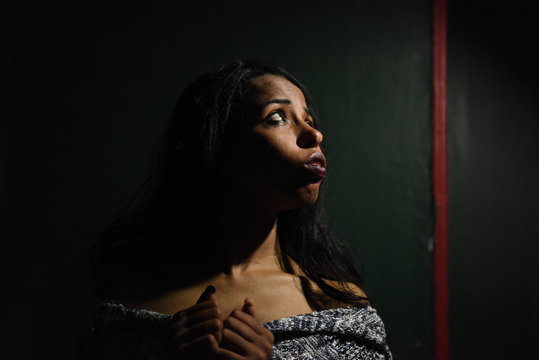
4, 2, 433, 359
448, 1, 539, 359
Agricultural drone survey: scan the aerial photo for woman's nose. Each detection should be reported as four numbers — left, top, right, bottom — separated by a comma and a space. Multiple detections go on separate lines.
297, 123, 323, 149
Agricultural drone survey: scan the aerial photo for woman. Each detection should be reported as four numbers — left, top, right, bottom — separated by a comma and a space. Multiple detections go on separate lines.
80, 60, 391, 359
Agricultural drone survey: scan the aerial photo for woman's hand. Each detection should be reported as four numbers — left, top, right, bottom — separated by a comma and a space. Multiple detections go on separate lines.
170, 285, 223, 359
217, 299, 274, 360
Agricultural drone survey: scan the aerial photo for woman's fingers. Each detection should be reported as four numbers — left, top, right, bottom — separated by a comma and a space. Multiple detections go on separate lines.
170, 285, 224, 353
223, 314, 259, 343
241, 298, 256, 318
185, 306, 222, 327
237, 301, 274, 341
227, 310, 266, 336
175, 301, 223, 343
175, 317, 223, 343
197, 285, 217, 304
171, 295, 222, 334
221, 327, 255, 355
221, 305, 274, 359
221, 327, 272, 359
171, 290, 274, 359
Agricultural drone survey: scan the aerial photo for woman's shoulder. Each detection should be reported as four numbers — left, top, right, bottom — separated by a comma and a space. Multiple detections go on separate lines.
319, 279, 367, 297
286, 256, 370, 307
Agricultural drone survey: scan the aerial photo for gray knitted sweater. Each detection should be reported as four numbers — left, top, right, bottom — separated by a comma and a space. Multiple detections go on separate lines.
79, 299, 391, 359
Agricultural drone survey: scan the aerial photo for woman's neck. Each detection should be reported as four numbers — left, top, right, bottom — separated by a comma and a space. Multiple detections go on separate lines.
215, 204, 282, 276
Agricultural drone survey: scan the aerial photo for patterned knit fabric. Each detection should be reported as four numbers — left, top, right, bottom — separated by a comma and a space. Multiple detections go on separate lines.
265, 306, 391, 359
79, 299, 391, 359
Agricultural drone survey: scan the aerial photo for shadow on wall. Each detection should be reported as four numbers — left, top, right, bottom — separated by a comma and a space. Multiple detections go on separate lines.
448, 1, 539, 359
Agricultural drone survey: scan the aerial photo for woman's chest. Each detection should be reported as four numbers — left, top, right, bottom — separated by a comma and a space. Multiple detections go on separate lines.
132, 272, 313, 324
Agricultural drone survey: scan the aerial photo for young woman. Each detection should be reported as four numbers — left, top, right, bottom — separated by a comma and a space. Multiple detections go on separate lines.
80, 60, 391, 359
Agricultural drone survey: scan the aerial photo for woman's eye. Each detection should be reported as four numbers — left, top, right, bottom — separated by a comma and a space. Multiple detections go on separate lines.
267, 112, 285, 124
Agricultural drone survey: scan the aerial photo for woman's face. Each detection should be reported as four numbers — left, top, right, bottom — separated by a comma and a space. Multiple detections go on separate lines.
224, 74, 326, 214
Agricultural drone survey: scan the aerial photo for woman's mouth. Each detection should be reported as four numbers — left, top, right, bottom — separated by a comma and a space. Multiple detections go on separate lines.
304, 152, 327, 178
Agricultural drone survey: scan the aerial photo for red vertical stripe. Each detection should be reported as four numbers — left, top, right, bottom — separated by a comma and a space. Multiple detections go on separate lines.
433, 0, 449, 359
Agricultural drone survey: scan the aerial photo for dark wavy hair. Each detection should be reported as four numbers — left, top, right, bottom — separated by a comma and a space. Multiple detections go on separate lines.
92, 59, 368, 310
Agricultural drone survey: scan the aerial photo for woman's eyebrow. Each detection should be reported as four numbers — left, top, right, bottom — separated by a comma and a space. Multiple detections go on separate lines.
263, 98, 291, 106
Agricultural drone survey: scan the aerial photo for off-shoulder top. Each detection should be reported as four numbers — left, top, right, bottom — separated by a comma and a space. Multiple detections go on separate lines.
79, 299, 392, 359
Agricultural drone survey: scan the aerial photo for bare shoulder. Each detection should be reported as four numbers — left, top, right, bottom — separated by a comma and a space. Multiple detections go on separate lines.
323, 279, 367, 298
285, 256, 370, 307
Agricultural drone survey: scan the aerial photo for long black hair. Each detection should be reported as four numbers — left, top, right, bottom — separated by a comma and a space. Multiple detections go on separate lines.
92, 59, 369, 310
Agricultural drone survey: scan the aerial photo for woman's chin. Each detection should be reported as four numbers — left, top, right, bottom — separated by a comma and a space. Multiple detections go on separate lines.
292, 184, 320, 207
260, 183, 321, 213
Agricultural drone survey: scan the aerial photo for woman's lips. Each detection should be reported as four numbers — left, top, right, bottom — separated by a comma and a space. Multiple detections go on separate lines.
304, 152, 327, 178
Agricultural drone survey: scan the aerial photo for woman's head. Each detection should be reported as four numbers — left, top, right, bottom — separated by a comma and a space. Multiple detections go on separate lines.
223, 73, 326, 215
153, 60, 325, 216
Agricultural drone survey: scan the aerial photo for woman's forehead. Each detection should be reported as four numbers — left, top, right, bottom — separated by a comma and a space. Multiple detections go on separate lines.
250, 74, 306, 106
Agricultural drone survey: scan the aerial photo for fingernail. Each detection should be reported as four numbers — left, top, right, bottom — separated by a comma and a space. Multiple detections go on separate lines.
244, 297, 253, 305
